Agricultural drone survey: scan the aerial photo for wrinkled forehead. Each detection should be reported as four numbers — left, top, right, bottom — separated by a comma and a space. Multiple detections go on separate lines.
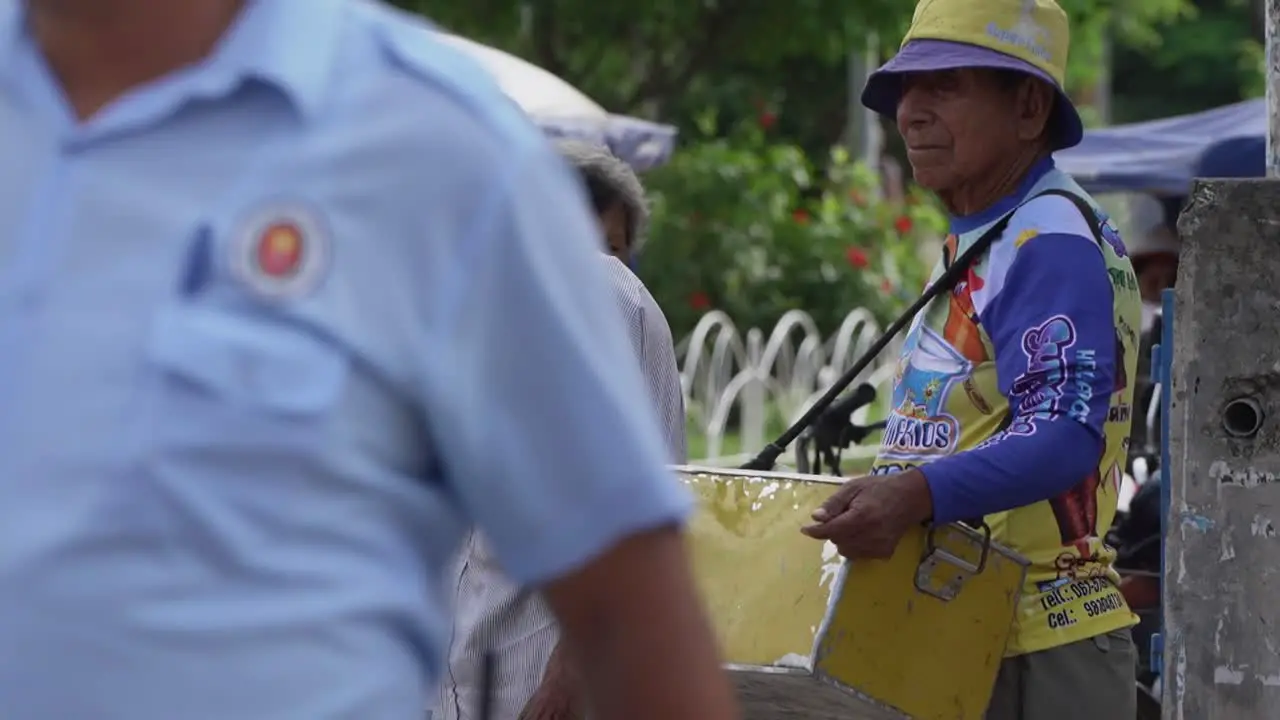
899, 66, 1020, 93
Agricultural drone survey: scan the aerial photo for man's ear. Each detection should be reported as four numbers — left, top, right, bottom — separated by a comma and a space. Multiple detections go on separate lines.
1015, 79, 1054, 142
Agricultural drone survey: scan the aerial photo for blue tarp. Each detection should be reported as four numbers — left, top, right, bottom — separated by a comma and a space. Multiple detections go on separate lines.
1054, 98, 1265, 195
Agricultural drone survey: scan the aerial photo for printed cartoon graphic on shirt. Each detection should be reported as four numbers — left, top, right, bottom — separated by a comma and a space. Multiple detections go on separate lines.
1068, 345, 1107, 426
1098, 214, 1127, 257
1008, 315, 1076, 436
1116, 313, 1139, 346
1050, 470, 1102, 564
1112, 329, 1128, 392
940, 234, 991, 363
1108, 267, 1139, 296
1014, 228, 1039, 248
1051, 331, 1130, 573
870, 165, 1143, 655
1107, 331, 1132, 425
881, 323, 971, 461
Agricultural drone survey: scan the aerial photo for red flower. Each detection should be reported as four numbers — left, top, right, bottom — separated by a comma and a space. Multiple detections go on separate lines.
881, 278, 894, 294
759, 111, 777, 129
845, 246, 869, 269
894, 215, 913, 234
689, 291, 711, 311
792, 209, 810, 224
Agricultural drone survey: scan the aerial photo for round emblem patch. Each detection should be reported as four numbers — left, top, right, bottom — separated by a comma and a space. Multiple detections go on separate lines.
230, 202, 330, 299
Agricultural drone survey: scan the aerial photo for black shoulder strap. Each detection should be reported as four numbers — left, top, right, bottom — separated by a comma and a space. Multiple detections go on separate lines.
1031, 188, 1107, 246
740, 186, 1106, 471
935, 188, 1104, 297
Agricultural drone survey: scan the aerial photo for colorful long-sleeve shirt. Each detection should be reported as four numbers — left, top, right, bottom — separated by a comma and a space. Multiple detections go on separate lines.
869, 158, 1142, 655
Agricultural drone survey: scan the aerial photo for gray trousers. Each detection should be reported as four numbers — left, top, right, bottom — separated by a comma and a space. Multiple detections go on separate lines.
986, 629, 1137, 720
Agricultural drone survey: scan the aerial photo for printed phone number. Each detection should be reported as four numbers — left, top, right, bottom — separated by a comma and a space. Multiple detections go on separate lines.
1082, 592, 1126, 618
1039, 577, 1113, 610
1044, 589, 1126, 629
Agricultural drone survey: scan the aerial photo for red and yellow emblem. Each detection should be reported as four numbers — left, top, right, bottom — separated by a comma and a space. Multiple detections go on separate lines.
256, 222, 305, 278
231, 202, 330, 299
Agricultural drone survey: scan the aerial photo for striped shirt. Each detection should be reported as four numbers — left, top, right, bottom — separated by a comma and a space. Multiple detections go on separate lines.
432, 256, 687, 720
601, 256, 687, 462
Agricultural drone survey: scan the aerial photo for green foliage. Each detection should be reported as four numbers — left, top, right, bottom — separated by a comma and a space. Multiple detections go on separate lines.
1111, 0, 1262, 122
1060, 0, 1193, 90
384, 0, 1263, 345
396, 0, 906, 114
394, 0, 1236, 149
637, 114, 943, 341
393, 0, 910, 153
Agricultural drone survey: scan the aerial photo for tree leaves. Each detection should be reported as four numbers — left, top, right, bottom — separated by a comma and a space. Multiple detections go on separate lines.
398, 0, 902, 116
397, 0, 1216, 138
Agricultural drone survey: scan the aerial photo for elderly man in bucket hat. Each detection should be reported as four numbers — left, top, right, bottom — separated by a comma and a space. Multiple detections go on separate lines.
802, 1, 1141, 717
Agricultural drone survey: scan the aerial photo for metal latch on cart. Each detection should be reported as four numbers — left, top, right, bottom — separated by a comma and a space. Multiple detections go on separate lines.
914, 522, 992, 602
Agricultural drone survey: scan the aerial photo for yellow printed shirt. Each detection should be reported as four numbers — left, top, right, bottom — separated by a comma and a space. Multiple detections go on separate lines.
870, 159, 1141, 655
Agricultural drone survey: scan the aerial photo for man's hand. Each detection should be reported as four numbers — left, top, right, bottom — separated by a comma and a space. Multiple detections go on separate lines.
518, 643, 584, 720
800, 469, 934, 559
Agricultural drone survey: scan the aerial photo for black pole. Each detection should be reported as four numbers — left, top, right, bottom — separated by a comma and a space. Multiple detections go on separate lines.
739, 286, 934, 471
740, 192, 1029, 473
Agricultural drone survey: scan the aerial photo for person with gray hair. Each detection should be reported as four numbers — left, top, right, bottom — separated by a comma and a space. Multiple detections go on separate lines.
556, 140, 651, 263
433, 141, 686, 720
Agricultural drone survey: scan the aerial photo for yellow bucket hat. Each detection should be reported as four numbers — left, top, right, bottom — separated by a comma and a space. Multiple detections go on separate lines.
861, 0, 1083, 149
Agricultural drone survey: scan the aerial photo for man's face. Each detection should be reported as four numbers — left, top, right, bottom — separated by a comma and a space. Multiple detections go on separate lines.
895, 69, 1048, 194
598, 201, 631, 261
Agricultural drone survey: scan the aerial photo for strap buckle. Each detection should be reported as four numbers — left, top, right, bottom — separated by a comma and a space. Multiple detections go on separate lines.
913, 521, 993, 602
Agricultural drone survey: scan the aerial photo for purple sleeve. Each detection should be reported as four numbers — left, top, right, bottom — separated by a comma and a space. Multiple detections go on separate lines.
920, 232, 1116, 524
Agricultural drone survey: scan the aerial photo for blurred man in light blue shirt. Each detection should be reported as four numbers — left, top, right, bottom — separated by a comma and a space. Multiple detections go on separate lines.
0, 1, 737, 719
437, 142, 690, 720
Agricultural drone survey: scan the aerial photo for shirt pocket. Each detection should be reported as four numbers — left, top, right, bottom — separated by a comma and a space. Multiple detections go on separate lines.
140, 301, 349, 451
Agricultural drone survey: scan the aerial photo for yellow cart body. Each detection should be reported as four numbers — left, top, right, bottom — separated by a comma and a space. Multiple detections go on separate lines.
679, 465, 1029, 719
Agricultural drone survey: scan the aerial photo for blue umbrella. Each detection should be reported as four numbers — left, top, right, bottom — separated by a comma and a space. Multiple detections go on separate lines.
1055, 98, 1264, 195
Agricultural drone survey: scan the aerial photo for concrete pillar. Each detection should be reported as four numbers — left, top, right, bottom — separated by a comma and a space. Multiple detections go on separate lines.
1165, 179, 1280, 717
1268, 0, 1280, 175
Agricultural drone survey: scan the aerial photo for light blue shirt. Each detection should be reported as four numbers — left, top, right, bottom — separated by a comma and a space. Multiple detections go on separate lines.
0, 1, 692, 718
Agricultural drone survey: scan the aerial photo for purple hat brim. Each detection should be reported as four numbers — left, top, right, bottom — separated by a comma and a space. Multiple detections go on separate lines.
861, 39, 1084, 150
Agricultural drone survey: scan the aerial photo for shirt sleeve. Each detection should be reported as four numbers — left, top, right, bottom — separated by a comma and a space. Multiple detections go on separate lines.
603, 257, 688, 463
636, 290, 688, 465
920, 232, 1116, 524
421, 139, 692, 586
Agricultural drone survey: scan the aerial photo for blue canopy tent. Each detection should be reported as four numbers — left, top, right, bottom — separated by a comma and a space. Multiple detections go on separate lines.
1054, 98, 1265, 196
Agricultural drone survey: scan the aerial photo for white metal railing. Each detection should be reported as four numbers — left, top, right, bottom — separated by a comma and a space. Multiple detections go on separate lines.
678, 308, 903, 465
